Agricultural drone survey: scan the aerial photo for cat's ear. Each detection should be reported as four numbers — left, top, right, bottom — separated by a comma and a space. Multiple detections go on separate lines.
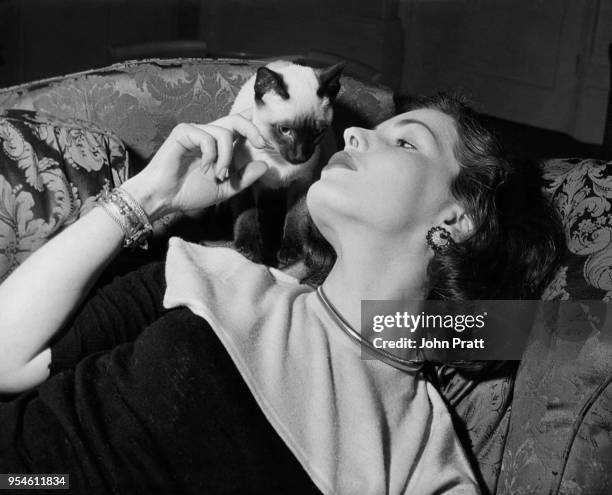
317, 62, 345, 101
254, 67, 290, 102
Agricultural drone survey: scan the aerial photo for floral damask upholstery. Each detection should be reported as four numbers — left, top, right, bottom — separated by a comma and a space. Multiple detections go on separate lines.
541, 158, 612, 301
0, 58, 395, 170
497, 158, 612, 494
2, 60, 611, 494
0, 109, 128, 282
0, 57, 394, 279
431, 361, 518, 494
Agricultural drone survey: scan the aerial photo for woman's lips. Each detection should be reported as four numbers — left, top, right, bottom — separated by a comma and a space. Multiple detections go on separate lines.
324, 151, 357, 171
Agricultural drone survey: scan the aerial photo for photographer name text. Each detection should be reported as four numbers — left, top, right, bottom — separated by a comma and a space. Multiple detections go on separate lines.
372, 336, 485, 349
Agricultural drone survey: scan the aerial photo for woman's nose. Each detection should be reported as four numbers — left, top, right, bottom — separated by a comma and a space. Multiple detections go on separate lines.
343, 127, 371, 151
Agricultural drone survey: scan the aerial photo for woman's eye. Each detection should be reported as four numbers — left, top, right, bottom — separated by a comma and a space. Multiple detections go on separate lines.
278, 126, 292, 136
396, 139, 416, 150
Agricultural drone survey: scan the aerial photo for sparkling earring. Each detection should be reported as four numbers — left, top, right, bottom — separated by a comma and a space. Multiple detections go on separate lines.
426, 226, 455, 253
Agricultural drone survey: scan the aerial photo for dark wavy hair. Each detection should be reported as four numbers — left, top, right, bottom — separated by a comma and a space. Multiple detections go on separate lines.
303, 92, 565, 300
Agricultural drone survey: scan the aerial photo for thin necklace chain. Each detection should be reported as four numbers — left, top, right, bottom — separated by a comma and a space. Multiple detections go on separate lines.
316, 286, 423, 372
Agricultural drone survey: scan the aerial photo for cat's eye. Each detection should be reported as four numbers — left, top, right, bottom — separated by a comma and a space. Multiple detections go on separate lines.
396, 139, 416, 150
278, 126, 292, 136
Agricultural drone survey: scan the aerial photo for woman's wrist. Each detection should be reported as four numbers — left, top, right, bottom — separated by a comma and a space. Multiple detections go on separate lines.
120, 177, 171, 222
96, 185, 154, 248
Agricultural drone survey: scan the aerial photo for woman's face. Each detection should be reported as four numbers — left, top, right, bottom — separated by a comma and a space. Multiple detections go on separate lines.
307, 108, 462, 246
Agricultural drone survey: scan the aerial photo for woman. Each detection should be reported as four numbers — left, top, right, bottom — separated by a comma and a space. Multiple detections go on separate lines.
0, 94, 562, 494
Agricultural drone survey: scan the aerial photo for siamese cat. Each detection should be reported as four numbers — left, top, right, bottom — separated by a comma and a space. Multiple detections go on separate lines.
224, 60, 344, 266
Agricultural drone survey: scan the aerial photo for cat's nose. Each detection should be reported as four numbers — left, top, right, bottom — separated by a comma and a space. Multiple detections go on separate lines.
343, 127, 370, 151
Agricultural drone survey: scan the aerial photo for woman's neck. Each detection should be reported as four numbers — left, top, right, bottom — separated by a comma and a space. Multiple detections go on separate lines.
321, 243, 430, 332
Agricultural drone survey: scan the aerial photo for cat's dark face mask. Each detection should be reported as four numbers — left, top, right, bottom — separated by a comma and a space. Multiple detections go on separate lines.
274, 123, 325, 164
254, 62, 344, 165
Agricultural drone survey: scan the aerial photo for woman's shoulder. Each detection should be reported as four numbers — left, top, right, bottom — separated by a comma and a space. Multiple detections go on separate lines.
164, 237, 313, 316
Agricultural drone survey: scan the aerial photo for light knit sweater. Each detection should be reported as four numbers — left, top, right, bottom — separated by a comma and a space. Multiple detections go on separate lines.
163, 237, 480, 495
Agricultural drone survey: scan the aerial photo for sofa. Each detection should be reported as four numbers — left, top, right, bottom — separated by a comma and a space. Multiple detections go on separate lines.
0, 58, 610, 494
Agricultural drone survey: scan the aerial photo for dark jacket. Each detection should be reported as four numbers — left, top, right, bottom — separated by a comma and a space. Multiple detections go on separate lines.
0, 263, 319, 495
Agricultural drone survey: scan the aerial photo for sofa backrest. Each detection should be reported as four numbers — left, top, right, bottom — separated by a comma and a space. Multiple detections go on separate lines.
0, 58, 396, 171
0, 58, 395, 281
3, 59, 612, 494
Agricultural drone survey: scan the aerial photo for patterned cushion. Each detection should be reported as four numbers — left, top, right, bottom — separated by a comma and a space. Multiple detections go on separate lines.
0, 109, 129, 282
497, 158, 612, 494
540, 158, 612, 301
0, 58, 395, 169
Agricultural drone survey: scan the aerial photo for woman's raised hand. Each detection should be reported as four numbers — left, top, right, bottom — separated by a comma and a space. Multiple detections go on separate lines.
0, 111, 271, 393
121, 111, 269, 220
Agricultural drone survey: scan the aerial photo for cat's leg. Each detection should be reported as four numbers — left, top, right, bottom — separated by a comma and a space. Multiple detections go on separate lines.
277, 162, 325, 267
231, 189, 265, 263
277, 195, 308, 267
255, 188, 288, 266
278, 197, 336, 282
277, 175, 317, 268
276, 177, 335, 278
233, 208, 265, 263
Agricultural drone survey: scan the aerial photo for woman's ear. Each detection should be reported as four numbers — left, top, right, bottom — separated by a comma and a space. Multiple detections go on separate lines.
440, 205, 474, 241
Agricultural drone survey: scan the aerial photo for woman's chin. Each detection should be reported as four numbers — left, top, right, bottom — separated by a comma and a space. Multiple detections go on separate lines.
307, 176, 347, 205
306, 182, 340, 221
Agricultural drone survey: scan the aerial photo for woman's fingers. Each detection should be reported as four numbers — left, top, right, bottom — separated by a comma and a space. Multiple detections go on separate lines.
227, 114, 267, 149
166, 123, 236, 182
167, 123, 217, 169
190, 112, 266, 181
218, 160, 269, 200
131, 116, 269, 218
198, 124, 234, 180
168, 122, 268, 201
196, 112, 266, 149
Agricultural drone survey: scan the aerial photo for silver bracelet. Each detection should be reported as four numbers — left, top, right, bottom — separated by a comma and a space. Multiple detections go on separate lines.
96, 184, 153, 249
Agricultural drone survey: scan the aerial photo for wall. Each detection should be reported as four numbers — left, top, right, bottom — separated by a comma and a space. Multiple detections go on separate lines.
399, 0, 610, 144
0, 0, 185, 87
574, 0, 612, 143
1, 0, 404, 90
2, 0, 609, 144
198, 0, 404, 89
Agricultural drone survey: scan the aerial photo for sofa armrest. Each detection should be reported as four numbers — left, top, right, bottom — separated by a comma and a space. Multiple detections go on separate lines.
498, 157, 612, 494
0, 109, 129, 282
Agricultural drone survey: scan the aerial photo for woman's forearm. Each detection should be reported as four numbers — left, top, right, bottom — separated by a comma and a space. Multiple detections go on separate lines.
0, 117, 267, 393
0, 206, 124, 391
